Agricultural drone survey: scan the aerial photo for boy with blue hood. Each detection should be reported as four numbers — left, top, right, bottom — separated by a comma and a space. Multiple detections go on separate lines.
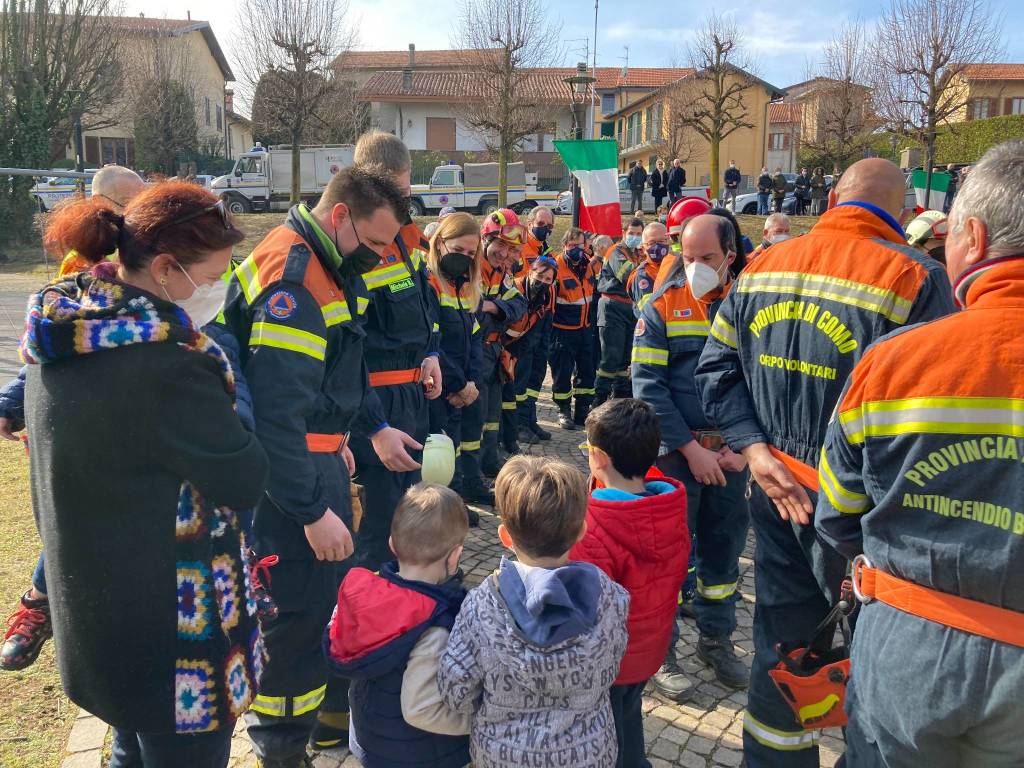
325, 484, 471, 768
438, 456, 630, 768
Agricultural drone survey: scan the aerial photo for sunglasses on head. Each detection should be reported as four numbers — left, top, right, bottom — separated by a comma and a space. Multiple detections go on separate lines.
495, 223, 526, 245
151, 199, 232, 239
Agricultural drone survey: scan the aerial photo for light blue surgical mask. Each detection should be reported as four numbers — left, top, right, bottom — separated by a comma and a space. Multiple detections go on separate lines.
624, 234, 642, 249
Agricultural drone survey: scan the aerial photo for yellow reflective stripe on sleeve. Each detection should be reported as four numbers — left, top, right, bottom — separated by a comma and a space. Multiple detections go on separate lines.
743, 710, 820, 751
666, 320, 710, 337
321, 301, 352, 327
736, 272, 913, 324
250, 322, 327, 361
614, 259, 633, 282
292, 684, 327, 716
461, 440, 481, 451
632, 346, 669, 366
432, 322, 440, 332
842, 396, 1024, 443
710, 314, 738, 349
818, 447, 870, 514
249, 694, 287, 717
235, 257, 262, 304
363, 263, 412, 290
410, 248, 425, 270
357, 296, 369, 314
637, 294, 653, 310
472, 320, 481, 334
696, 578, 737, 600
502, 287, 520, 300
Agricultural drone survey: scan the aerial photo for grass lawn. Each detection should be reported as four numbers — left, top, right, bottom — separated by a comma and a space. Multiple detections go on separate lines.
0, 440, 73, 768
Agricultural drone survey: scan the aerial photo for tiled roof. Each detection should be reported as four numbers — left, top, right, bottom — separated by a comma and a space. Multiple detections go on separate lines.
769, 102, 802, 123
360, 69, 576, 103
962, 64, 1024, 81
338, 49, 482, 69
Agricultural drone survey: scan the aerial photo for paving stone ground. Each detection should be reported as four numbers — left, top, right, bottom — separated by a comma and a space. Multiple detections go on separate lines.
52, 385, 845, 768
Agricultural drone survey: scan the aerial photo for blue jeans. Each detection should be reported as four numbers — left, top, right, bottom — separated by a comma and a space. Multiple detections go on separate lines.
110, 727, 232, 768
32, 551, 46, 595
757, 193, 770, 215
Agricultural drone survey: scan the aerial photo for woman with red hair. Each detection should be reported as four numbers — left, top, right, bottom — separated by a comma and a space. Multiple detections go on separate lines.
20, 182, 268, 767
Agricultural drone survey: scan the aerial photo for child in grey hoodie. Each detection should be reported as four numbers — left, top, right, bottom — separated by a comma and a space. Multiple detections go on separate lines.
438, 456, 630, 768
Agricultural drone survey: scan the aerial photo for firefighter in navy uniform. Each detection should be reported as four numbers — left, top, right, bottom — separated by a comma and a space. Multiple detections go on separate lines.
817, 142, 1024, 767
460, 209, 527, 484
593, 218, 643, 408
633, 214, 751, 703
628, 221, 673, 312
424, 212, 487, 506
225, 168, 408, 768
550, 226, 600, 430
308, 133, 445, 753
503, 255, 557, 444
695, 159, 955, 767
512, 206, 555, 441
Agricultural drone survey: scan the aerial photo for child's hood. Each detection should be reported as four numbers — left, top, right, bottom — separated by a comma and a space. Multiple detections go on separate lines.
585, 474, 687, 560
325, 564, 465, 679
496, 557, 605, 647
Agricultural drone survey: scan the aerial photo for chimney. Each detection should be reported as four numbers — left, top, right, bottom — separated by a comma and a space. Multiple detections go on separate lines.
402, 67, 413, 93
408, 43, 416, 68
187, 9, 191, 19
224, 88, 234, 114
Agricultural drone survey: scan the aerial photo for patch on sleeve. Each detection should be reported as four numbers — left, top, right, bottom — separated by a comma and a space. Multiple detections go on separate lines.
265, 289, 298, 320
634, 317, 646, 336
638, 277, 651, 291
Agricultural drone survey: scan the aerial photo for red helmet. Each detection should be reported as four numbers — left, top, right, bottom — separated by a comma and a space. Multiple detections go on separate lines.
667, 196, 713, 236
481, 208, 525, 246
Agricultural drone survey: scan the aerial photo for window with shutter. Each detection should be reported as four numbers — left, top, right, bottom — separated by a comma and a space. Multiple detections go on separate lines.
1013, 98, 1024, 115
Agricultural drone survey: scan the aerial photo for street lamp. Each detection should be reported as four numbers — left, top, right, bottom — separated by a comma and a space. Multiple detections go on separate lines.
564, 62, 596, 227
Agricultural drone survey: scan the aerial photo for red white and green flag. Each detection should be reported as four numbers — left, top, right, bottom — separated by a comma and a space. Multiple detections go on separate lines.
554, 139, 622, 237
911, 169, 951, 211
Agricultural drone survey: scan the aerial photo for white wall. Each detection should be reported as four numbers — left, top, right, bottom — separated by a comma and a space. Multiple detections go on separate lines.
371, 100, 574, 152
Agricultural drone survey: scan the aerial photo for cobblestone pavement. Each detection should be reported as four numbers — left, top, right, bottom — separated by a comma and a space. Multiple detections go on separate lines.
55, 391, 845, 768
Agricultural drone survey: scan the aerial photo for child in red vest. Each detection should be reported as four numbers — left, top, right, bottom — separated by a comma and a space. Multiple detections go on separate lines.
571, 398, 690, 768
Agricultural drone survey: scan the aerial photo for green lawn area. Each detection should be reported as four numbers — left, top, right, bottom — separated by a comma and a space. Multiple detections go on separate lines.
0, 440, 73, 768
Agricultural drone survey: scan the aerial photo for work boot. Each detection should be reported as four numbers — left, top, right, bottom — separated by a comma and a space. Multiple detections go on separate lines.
678, 589, 697, 620
462, 484, 495, 507
573, 401, 590, 426
529, 422, 552, 441
558, 407, 576, 430
518, 426, 538, 445
249, 553, 279, 621
650, 658, 695, 702
502, 438, 521, 455
481, 453, 505, 478
466, 507, 481, 527
1, 591, 52, 671
310, 710, 349, 750
256, 755, 315, 768
697, 635, 749, 690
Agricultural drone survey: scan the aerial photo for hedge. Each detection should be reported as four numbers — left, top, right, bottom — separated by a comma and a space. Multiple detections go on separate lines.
873, 114, 1024, 166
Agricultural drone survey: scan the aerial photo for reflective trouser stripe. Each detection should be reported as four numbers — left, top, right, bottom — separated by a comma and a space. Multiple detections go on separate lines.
525, 388, 540, 399
461, 440, 480, 451
743, 710, 820, 751
250, 684, 327, 718
502, 401, 517, 410
697, 578, 738, 600
553, 390, 573, 401
516, 393, 528, 402
483, 422, 499, 431
575, 387, 595, 396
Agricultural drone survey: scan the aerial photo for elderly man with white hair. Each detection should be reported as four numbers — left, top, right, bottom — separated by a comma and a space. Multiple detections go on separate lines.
816, 139, 1024, 768
749, 213, 791, 260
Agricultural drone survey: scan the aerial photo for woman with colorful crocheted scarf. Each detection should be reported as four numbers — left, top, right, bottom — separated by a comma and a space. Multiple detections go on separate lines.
21, 182, 269, 767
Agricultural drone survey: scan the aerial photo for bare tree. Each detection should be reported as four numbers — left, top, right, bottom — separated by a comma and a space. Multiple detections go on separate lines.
871, 0, 1003, 200
0, 0, 124, 243
234, 0, 354, 203
799, 23, 878, 173
451, 0, 562, 207
253, 69, 368, 147
123, 35, 200, 175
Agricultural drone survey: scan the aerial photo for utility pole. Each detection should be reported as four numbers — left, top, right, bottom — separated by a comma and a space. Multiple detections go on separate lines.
591, 0, 599, 140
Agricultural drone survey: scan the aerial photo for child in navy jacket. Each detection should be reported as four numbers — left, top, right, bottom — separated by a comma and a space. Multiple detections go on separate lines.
325, 483, 471, 768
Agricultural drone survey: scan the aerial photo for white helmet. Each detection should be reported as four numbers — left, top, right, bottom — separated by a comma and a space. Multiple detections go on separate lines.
421, 433, 456, 486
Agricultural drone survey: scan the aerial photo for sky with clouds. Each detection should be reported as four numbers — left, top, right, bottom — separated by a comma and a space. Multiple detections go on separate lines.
125, 0, 1024, 96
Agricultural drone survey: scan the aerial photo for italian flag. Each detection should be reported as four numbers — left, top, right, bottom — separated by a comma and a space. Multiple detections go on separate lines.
554, 139, 622, 237
911, 169, 951, 212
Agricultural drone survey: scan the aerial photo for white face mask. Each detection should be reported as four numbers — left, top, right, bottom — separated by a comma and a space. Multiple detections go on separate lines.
165, 262, 228, 328
767, 232, 791, 245
685, 258, 729, 299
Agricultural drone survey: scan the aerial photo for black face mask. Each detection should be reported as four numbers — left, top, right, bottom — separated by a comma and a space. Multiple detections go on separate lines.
336, 219, 381, 277
532, 225, 552, 243
527, 279, 550, 305
565, 245, 585, 263
401, 196, 414, 223
440, 251, 474, 282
